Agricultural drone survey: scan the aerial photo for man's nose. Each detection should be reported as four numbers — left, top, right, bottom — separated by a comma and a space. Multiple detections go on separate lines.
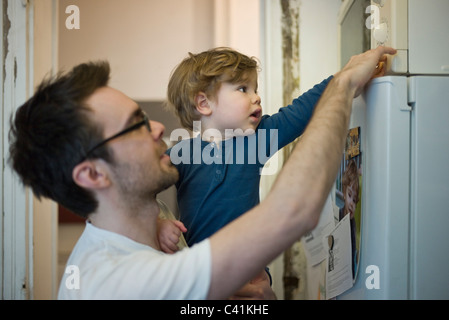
149, 120, 165, 141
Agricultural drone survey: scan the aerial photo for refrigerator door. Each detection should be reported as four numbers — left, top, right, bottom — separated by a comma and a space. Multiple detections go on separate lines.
409, 76, 449, 299
339, 76, 411, 299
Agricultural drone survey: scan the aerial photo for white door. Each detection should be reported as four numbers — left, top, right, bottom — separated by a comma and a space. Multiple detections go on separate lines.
410, 76, 449, 299
340, 76, 411, 299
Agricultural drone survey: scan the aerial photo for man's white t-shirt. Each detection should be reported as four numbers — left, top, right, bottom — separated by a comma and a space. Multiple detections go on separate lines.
58, 221, 211, 299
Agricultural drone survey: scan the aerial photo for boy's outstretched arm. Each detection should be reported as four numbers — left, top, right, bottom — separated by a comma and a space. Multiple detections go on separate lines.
207, 46, 397, 300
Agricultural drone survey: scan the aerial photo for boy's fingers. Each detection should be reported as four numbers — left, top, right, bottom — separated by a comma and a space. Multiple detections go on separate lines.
173, 220, 188, 232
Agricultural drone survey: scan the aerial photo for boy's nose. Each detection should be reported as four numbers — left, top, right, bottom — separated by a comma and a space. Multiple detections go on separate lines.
253, 93, 261, 105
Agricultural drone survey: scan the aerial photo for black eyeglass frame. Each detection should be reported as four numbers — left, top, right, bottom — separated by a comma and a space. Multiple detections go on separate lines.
83, 110, 151, 160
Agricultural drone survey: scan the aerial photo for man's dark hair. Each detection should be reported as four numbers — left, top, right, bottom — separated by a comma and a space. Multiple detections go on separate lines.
8, 61, 111, 218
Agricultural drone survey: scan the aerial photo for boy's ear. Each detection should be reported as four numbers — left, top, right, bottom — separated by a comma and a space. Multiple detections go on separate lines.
194, 92, 212, 116
72, 160, 111, 190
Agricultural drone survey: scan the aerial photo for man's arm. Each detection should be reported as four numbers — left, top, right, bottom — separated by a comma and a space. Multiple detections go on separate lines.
207, 46, 396, 300
228, 269, 277, 300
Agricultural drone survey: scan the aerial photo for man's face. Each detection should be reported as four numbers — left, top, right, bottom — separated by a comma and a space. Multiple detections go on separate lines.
85, 86, 179, 201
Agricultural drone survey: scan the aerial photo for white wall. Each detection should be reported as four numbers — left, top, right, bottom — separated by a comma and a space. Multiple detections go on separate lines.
220, 0, 260, 57
58, 0, 261, 101
58, 0, 214, 101
299, 0, 340, 300
33, 0, 59, 300
299, 0, 340, 93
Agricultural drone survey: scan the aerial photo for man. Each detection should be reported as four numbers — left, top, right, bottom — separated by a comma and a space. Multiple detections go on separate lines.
8, 46, 395, 299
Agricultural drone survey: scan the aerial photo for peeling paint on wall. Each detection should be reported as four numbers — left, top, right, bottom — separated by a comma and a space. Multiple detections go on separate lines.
280, 0, 308, 300
2, 0, 11, 84
280, 0, 300, 105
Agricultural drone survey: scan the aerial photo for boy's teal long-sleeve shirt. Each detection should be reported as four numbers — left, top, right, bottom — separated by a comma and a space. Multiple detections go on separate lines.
167, 76, 333, 246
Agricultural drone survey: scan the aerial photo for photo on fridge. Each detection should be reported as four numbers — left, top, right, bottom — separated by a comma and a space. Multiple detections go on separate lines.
335, 127, 362, 282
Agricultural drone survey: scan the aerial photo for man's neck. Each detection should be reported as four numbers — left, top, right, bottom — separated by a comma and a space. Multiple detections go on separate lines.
88, 198, 161, 250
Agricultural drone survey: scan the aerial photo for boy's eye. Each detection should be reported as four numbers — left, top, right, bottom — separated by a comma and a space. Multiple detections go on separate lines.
238, 86, 247, 93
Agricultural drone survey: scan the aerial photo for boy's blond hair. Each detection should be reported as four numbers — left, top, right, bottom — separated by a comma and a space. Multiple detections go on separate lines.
166, 47, 259, 131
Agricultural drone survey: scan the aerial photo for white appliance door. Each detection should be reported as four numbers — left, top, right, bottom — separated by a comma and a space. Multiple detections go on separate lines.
339, 76, 411, 299
410, 76, 449, 299
409, 0, 449, 74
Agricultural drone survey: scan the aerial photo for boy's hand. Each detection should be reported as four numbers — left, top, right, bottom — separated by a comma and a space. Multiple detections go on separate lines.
157, 218, 187, 254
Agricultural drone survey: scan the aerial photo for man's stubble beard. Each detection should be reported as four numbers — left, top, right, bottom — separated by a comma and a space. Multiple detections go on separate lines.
111, 160, 179, 207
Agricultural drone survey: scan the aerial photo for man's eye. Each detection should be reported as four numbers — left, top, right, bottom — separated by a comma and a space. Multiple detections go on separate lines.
136, 109, 146, 122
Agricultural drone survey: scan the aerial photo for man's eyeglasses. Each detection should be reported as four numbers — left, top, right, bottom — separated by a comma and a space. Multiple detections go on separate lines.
84, 109, 151, 159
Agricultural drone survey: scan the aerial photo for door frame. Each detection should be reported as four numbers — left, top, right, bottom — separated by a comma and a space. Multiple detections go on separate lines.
1, 0, 34, 300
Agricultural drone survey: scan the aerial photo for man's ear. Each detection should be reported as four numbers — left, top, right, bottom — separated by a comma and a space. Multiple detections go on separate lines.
195, 92, 212, 116
72, 160, 111, 190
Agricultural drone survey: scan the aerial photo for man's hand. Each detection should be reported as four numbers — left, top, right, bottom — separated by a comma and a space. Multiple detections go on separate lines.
338, 46, 397, 98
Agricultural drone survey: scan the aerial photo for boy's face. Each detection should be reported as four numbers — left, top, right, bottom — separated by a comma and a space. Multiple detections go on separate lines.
344, 182, 358, 219
206, 71, 262, 137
